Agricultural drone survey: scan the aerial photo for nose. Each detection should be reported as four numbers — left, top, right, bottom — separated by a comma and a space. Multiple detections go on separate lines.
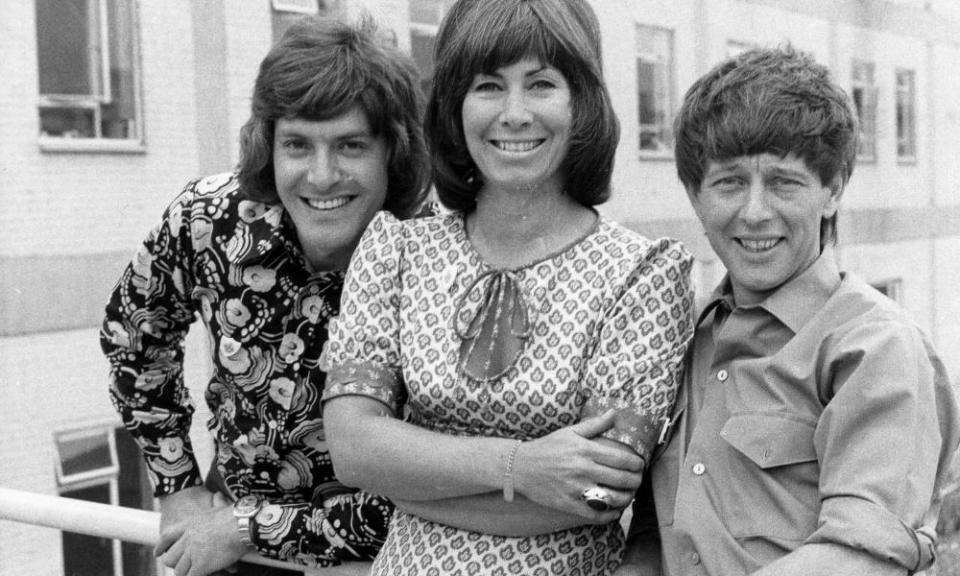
740, 180, 773, 224
499, 89, 533, 127
306, 149, 343, 190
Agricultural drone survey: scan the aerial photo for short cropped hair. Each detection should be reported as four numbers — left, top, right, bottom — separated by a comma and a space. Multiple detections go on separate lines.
425, 0, 620, 212
237, 16, 429, 219
675, 46, 859, 245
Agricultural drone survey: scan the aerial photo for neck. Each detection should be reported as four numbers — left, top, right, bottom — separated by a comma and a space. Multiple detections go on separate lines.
468, 183, 593, 268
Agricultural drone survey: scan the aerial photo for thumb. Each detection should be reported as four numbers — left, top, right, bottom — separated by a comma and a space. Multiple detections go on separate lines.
568, 409, 617, 438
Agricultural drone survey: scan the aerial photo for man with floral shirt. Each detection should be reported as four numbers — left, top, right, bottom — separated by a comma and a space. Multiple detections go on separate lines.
101, 16, 429, 576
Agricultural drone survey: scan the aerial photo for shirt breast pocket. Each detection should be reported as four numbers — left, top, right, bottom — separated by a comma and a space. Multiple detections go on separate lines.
718, 412, 821, 541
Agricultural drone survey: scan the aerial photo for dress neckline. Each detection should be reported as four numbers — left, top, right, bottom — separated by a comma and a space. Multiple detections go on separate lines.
455, 210, 601, 272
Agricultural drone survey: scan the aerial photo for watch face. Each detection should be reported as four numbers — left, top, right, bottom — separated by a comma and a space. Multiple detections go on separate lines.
234, 495, 261, 517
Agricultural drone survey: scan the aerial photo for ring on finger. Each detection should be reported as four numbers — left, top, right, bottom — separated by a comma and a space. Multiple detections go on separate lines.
580, 486, 613, 511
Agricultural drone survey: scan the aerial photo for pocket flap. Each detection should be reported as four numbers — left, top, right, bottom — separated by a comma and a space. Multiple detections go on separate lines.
720, 413, 817, 469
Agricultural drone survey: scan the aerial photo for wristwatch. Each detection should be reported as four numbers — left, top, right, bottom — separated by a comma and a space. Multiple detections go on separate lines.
232, 494, 263, 549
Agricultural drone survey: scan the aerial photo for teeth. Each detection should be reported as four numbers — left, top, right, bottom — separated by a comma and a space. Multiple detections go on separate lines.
495, 140, 541, 152
306, 197, 350, 210
740, 238, 779, 252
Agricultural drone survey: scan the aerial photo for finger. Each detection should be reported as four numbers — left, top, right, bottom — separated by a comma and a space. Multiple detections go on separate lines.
155, 525, 184, 557
590, 444, 644, 473
589, 465, 644, 491
175, 553, 192, 576
566, 410, 617, 438
603, 486, 635, 511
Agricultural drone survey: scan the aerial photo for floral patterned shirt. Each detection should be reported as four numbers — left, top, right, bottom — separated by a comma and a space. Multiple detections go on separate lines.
101, 172, 393, 566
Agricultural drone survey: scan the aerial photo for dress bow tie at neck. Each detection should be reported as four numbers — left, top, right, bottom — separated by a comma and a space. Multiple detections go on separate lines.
452, 269, 537, 382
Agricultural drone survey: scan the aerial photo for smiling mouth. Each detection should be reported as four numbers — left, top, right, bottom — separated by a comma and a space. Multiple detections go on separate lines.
737, 238, 781, 252
305, 196, 351, 211
491, 140, 544, 152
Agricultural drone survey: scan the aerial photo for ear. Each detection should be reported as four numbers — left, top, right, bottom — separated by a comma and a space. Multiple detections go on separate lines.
821, 174, 845, 219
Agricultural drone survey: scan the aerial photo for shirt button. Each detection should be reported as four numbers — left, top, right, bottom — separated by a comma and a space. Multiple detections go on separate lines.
692, 462, 706, 475
717, 369, 728, 382
691, 551, 701, 565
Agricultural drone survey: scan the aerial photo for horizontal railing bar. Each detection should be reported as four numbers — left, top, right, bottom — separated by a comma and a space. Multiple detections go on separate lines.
0, 487, 369, 575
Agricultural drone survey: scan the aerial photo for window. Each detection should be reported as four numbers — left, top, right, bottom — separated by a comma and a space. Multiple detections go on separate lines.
55, 425, 156, 576
895, 69, 917, 160
636, 25, 674, 154
35, 0, 141, 141
726, 40, 755, 58
871, 278, 903, 303
272, 0, 340, 42
408, 0, 452, 95
851, 60, 878, 160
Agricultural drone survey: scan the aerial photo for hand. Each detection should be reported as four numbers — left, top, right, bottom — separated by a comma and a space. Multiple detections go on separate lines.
157, 486, 217, 537
513, 411, 644, 521
155, 491, 248, 576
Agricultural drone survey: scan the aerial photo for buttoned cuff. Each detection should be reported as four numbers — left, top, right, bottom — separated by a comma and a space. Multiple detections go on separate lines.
808, 495, 937, 572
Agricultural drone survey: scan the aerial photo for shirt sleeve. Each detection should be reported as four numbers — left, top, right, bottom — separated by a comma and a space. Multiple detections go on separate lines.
100, 181, 202, 497
581, 238, 695, 465
322, 211, 405, 413
249, 482, 393, 565
807, 317, 960, 572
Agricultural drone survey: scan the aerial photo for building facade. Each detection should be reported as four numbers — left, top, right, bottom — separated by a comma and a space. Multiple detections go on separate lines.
1, 1, 958, 575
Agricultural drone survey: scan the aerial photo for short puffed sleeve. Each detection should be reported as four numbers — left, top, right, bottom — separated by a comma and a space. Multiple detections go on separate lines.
581, 237, 694, 465
322, 211, 407, 413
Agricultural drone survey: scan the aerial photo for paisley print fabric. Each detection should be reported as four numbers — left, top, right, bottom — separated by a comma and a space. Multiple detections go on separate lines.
324, 211, 695, 575
101, 173, 393, 565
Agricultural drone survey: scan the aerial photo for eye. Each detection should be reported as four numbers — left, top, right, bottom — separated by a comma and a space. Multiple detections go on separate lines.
708, 175, 745, 190
469, 75, 503, 93
338, 139, 369, 157
280, 138, 309, 154
529, 79, 556, 90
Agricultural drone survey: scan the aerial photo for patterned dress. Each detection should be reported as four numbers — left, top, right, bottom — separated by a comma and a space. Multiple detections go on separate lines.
323, 211, 694, 575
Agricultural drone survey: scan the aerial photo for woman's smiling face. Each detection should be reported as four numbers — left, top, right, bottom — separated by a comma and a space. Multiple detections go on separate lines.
461, 57, 572, 194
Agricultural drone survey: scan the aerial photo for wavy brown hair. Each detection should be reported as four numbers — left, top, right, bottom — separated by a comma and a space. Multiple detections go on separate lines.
237, 16, 429, 218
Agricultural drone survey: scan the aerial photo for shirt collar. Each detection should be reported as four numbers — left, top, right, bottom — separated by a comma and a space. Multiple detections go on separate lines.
698, 247, 842, 333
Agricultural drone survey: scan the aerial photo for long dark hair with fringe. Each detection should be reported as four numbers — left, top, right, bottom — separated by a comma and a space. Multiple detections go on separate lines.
236, 16, 429, 218
425, 0, 620, 212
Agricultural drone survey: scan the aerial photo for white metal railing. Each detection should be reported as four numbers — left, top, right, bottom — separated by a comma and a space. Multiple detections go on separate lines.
0, 487, 370, 576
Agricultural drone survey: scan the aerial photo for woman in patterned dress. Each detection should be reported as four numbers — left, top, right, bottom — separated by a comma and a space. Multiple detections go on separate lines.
321, 1, 694, 574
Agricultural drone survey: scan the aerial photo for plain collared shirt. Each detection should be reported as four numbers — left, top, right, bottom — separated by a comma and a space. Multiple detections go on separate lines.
630, 248, 960, 575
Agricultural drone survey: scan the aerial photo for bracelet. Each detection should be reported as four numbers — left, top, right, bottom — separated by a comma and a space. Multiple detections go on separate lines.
502, 439, 523, 502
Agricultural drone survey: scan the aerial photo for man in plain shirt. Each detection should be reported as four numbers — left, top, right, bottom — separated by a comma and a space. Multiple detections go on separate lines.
618, 46, 960, 576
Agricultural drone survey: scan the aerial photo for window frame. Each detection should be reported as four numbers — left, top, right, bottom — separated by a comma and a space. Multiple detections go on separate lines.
635, 23, 675, 158
36, 0, 144, 152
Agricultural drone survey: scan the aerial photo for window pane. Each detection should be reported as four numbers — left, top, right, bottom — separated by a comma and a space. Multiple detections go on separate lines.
36, 0, 102, 96
61, 484, 117, 576
57, 429, 114, 479
411, 29, 437, 94
636, 25, 673, 152
852, 61, 876, 159
36, 0, 140, 140
896, 70, 916, 158
102, 0, 137, 138
40, 106, 96, 138
410, 0, 445, 25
